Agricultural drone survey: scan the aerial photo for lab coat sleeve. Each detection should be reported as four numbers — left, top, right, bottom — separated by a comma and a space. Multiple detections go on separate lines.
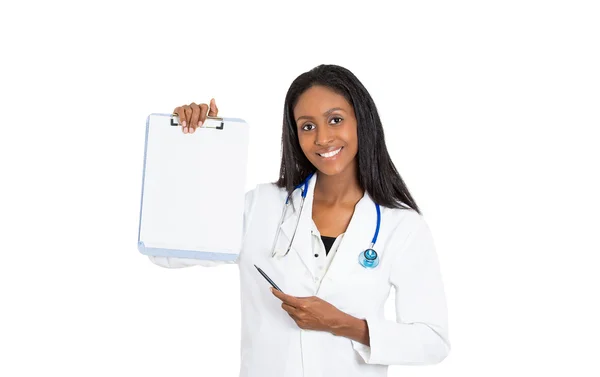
147, 187, 257, 268
351, 215, 451, 365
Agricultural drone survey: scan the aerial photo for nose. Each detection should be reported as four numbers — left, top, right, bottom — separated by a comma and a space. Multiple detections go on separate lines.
315, 125, 333, 146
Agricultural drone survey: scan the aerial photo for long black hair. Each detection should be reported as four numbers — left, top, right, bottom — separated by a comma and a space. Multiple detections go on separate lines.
275, 64, 420, 214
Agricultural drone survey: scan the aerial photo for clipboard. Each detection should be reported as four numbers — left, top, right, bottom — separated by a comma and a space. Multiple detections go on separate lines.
137, 113, 250, 261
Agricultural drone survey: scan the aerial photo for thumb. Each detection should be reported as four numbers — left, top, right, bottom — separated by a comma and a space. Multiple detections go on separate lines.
208, 98, 218, 116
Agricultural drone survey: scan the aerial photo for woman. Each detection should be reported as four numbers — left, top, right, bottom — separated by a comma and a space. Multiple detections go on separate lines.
149, 64, 450, 377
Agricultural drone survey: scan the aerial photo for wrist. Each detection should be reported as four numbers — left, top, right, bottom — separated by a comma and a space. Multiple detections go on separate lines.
330, 312, 362, 337
329, 312, 370, 346
329, 312, 351, 336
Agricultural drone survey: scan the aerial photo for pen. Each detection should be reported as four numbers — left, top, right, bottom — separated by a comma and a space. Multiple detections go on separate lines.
254, 264, 283, 292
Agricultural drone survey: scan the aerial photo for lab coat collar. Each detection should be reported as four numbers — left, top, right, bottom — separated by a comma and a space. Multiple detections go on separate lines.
280, 172, 377, 282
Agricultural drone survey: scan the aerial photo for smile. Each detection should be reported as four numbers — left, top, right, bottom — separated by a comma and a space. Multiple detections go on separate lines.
317, 147, 343, 159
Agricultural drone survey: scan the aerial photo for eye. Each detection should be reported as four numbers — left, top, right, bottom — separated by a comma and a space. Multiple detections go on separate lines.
330, 117, 343, 125
301, 123, 315, 131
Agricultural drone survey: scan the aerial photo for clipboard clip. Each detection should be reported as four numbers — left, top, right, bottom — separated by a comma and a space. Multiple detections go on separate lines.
170, 114, 224, 130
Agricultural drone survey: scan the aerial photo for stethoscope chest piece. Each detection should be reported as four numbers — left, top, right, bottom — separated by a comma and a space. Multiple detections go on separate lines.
358, 248, 379, 268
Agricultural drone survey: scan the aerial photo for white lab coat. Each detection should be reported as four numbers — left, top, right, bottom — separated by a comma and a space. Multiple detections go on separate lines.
149, 173, 450, 377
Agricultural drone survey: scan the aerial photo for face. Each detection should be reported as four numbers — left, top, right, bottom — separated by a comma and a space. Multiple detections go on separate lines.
293, 85, 358, 177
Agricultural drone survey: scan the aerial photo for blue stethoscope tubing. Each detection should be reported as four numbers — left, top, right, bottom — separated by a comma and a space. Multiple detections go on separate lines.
270, 172, 381, 268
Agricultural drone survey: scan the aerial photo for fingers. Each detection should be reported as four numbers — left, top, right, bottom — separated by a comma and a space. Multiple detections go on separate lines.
183, 105, 193, 133
208, 98, 218, 117
271, 287, 288, 301
282, 302, 295, 314
189, 102, 201, 133
282, 304, 308, 329
173, 99, 216, 134
271, 288, 303, 308
173, 106, 184, 131
198, 103, 209, 127
173, 105, 191, 134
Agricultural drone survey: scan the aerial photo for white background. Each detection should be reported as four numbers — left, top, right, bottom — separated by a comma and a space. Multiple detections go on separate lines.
1, 1, 599, 376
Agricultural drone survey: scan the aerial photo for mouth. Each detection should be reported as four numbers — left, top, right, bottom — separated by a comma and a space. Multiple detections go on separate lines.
317, 147, 343, 160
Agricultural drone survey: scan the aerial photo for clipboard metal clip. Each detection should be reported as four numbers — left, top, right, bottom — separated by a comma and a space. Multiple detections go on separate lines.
170, 114, 224, 130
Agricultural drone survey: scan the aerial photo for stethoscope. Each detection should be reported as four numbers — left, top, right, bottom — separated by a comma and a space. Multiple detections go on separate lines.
270, 172, 381, 268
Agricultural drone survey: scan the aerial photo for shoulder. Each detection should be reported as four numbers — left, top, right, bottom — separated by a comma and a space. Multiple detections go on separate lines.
380, 201, 430, 246
379, 199, 422, 223
245, 181, 286, 199
244, 182, 287, 209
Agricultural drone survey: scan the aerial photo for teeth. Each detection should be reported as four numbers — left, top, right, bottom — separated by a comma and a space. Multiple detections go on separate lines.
318, 147, 342, 158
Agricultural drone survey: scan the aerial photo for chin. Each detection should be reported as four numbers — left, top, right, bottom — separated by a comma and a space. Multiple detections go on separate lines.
312, 162, 350, 177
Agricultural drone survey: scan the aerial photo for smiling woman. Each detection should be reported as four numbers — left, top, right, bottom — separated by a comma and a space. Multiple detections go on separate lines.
277, 64, 420, 213
295, 86, 359, 178
153, 64, 450, 377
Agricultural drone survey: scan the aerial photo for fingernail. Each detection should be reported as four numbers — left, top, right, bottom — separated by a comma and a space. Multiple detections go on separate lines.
198, 120, 203, 128
183, 127, 188, 134
190, 128, 195, 134
182, 121, 186, 128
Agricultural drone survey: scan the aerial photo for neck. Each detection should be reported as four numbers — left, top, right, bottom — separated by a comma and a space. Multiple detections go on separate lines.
314, 166, 364, 205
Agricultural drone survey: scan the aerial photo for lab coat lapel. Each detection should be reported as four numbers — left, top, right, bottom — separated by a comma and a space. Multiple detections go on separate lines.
324, 191, 377, 282
279, 173, 318, 280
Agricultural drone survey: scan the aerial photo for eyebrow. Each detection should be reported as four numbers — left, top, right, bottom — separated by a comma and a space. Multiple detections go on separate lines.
295, 107, 346, 122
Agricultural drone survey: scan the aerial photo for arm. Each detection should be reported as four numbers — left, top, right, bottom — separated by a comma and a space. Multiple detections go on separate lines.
349, 216, 451, 365
331, 315, 370, 347
148, 187, 258, 269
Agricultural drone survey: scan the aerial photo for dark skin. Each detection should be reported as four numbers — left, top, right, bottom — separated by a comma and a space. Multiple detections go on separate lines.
294, 85, 365, 237
173, 88, 370, 346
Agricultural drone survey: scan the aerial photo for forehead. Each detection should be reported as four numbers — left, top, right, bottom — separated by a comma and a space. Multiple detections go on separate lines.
293, 85, 353, 115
